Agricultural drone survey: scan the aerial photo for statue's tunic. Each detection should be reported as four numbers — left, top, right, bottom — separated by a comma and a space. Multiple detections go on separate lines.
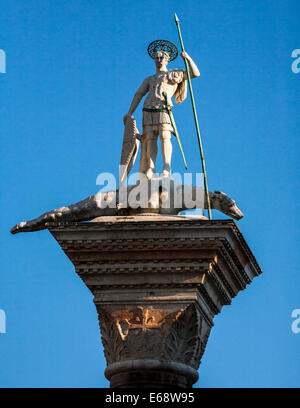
136, 69, 187, 132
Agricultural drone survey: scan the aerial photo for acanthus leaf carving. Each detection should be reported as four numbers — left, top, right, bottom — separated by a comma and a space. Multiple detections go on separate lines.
98, 308, 128, 365
163, 304, 210, 369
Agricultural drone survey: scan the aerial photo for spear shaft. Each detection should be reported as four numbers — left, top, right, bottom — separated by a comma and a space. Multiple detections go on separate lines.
174, 13, 212, 219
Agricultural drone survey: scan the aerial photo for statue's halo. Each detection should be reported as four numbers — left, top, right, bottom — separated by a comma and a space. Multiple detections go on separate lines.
147, 40, 178, 62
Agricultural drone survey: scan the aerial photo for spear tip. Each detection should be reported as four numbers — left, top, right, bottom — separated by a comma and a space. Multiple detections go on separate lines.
174, 13, 179, 23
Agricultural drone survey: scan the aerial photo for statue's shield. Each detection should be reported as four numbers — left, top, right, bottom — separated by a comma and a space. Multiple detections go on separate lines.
119, 116, 141, 183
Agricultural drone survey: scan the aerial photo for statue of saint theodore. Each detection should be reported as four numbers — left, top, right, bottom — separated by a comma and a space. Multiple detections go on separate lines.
123, 44, 200, 179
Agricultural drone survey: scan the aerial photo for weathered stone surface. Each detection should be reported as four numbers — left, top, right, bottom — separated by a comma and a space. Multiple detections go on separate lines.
10, 183, 244, 235
50, 217, 262, 388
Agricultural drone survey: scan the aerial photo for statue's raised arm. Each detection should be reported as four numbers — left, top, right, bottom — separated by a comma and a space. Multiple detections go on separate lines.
180, 50, 200, 79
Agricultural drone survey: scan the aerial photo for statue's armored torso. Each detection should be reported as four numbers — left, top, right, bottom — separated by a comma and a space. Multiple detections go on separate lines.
143, 69, 185, 109
142, 69, 187, 130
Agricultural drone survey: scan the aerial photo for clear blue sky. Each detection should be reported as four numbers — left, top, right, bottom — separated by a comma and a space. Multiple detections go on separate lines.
0, 0, 299, 388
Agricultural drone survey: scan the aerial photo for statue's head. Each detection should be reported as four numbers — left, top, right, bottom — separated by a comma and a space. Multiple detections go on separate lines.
148, 40, 178, 69
154, 50, 170, 70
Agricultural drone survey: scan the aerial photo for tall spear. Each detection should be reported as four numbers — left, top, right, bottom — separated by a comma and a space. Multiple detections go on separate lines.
174, 13, 212, 220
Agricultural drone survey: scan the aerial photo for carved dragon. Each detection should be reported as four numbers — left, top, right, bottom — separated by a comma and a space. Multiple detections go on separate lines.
10, 180, 243, 234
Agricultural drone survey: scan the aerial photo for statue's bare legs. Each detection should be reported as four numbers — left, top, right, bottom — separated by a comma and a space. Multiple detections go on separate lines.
145, 130, 172, 179
145, 131, 157, 179
160, 131, 172, 177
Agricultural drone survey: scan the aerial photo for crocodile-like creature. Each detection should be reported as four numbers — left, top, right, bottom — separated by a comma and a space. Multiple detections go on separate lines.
10, 180, 243, 234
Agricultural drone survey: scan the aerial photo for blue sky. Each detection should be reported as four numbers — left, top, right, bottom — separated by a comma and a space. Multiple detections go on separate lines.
0, 0, 299, 387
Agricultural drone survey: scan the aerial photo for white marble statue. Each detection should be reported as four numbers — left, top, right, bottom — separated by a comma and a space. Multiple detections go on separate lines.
10, 40, 245, 235
123, 47, 200, 180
